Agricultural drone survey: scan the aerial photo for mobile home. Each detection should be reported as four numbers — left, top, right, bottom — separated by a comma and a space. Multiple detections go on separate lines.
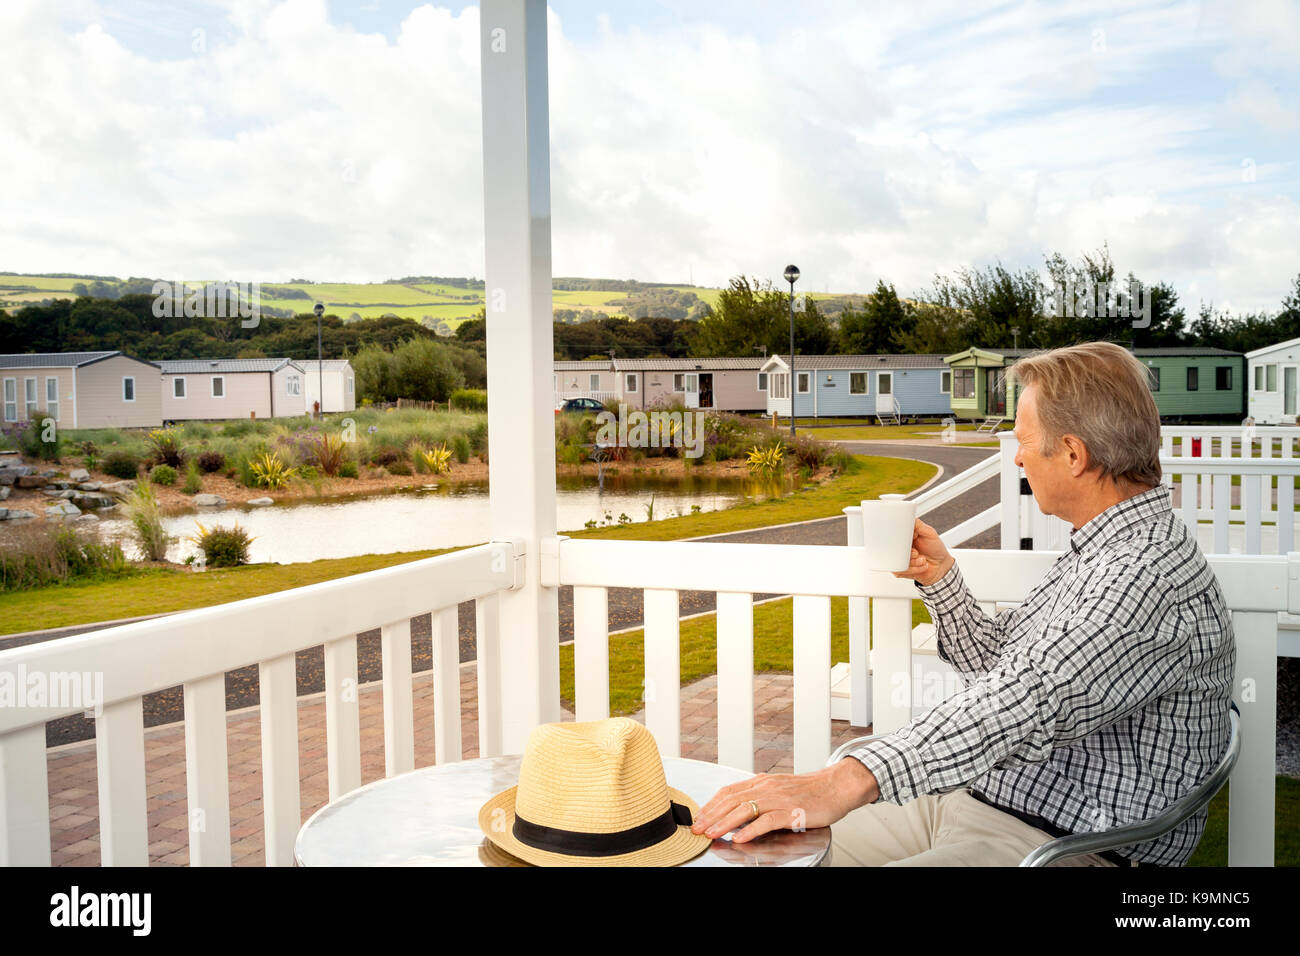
0, 351, 162, 429
160, 358, 308, 422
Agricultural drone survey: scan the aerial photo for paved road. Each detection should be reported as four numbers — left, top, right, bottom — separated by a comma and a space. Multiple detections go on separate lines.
31, 442, 1002, 746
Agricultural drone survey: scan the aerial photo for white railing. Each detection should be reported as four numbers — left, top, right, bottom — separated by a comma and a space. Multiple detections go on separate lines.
546, 532, 1280, 866
0, 541, 523, 867
998, 430, 1300, 557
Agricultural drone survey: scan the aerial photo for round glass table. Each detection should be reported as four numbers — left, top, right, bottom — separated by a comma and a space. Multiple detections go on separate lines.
295, 754, 831, 867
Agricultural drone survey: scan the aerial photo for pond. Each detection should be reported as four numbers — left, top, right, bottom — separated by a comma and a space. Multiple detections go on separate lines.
95, 472, 793, 564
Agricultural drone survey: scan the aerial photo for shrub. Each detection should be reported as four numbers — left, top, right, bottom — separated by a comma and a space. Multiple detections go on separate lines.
308, 432, 347, 476
197, 450, 226, 473
789, 435, 829, 470
386, 461, 413, 476
150, 464, 178, 486
467, 419, 488, 455
78, 440, 101, 473
746, 442, 785, 476
0, 523, 127, 591
417, 443, 454, 475
103, 451, 140, 480
7, 421, 63, 461
147, 428, 185, 468
182, 461, 203, 495
123, 483, 172, 561
451, 434, 471, 464
190, 522, 254, 568
449, 388, 487, 412
250, 452, 297, 490
338, 459, 359, 479
369, 444, 403, 467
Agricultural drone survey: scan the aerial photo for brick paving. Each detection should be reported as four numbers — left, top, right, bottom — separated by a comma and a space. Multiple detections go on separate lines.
45, 662, 869, 866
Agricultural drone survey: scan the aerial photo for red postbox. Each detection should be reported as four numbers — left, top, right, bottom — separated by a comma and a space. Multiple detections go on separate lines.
1192, 437, 1202, 457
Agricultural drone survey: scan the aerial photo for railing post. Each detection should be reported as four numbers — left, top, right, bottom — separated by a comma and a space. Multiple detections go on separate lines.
480, 0, 561, 752
999, 432, 1020, 549
843, 505, 871, 727
1230, 608, 1278, 866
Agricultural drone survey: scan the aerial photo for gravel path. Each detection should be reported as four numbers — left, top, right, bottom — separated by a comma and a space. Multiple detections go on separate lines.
23, 439, 1298, 776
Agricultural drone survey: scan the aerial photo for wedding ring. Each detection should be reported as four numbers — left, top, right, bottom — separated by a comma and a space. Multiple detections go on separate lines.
747, 799, 760, 820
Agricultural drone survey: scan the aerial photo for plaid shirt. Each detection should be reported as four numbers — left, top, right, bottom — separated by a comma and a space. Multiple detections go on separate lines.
847, 484, 1236, 866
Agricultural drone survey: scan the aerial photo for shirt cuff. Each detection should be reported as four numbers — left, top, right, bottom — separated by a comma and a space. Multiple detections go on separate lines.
914, 561, 966, 615
846, 733, 931, 806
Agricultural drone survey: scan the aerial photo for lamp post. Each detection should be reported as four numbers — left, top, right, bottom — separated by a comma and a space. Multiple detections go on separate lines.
784, 264, 800, 438
313, 302, 325, 419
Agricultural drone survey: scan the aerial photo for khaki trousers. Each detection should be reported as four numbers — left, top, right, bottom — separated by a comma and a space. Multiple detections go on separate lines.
830, 788, 1119, 867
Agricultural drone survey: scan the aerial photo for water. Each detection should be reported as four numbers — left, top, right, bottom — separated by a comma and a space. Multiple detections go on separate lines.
95, 473, 790, 564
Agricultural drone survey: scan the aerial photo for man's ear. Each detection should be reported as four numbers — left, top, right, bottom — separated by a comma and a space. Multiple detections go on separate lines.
1062, 434, 1090, 476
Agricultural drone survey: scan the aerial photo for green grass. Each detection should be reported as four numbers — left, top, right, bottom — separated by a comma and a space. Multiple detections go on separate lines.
0, 548, 460, 634
797, 424, 1000, 441
566, 455, 936, 541
1187, 776, 1300, 866
558, 594, 932, 715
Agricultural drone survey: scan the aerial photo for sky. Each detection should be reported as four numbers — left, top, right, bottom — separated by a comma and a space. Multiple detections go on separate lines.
0, 0, 1297, 314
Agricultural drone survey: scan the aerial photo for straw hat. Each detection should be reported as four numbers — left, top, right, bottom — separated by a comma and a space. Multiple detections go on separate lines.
478, 717, 712, 866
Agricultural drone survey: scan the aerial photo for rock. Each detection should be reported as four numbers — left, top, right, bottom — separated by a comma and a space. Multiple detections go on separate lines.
0, 474, 11, 486
72, 513, 100, 523
3, 509, 35, 520
69, 468, 90, 481
0, 486, 8, 500
38, 469, 59, 478
247, 497, 274, 506
16, 475, 46, 489
48, 480, 73, 490
193, 493, 226, 508
0, 508, 5, 519
77, 482, 102, 492
42, 489, 77, 499
0, 464, 32, 477
101, 480, 136, 494
45, 501, 82, 518
74, 494, 117, 509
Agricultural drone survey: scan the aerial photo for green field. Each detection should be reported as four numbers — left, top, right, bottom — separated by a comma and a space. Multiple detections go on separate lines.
0, 273, 857, 330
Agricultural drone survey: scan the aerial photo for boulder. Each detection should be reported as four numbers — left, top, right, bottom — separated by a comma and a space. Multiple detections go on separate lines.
77, 482, 102, 492
72, 513, 100, 524
0, 508, 5, 519
38, 469, 59, 478
0, 473, 12, 486
45, 501, 82, 518
3, 509, 36, 521
193, 493, 226, 508
69, 468, 90, 481
0, 486, 8, 500
42, 489, 77, 499
74, 493, 117, 509
248, 497, 274, 506
48, 480, 73, 490
16, 475, 46, 489
101, 480, 136, 494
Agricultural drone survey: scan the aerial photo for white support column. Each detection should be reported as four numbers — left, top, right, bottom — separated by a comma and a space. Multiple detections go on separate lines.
1229, 610, 1276, 867
999, 432, 1020, 549
844, 506, 870, 727
480, 0, 560, 753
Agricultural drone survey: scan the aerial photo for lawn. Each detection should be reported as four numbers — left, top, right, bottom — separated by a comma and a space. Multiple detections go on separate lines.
798, 423, 1009, 441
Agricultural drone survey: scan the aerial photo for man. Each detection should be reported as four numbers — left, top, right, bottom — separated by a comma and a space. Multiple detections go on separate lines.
691, 341, 1236, 866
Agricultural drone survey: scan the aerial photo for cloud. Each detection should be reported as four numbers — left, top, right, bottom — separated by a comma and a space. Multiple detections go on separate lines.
0, 0, 1295, 316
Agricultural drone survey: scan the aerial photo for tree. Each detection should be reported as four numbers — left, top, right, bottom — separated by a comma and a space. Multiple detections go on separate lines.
691, 275, 831, 358
836, 280, 913, 353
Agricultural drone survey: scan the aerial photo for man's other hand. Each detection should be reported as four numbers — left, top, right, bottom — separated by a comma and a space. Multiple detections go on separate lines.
893, 518, 955, 587
690, 757, 880, 844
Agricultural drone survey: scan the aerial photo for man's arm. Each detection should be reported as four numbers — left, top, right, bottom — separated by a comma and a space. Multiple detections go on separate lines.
916, 560, 1024, 677
849, 558, 1189, 805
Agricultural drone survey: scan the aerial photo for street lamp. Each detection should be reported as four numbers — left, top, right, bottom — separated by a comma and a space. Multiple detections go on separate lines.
784, 264, 800, 438
313, 302, 325, 419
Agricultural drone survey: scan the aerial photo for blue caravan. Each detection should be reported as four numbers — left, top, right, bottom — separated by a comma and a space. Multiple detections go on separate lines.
759, 354, 953, 421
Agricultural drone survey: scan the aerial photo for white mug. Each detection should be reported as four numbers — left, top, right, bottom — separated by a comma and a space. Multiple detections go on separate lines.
860, 493, 918, 572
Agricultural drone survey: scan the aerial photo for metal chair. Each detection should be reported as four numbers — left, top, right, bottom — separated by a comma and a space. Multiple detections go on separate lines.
825, 701, 1240, 867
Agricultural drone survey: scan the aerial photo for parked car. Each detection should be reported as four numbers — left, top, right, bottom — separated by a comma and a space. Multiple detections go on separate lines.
555, 397, 608, 414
